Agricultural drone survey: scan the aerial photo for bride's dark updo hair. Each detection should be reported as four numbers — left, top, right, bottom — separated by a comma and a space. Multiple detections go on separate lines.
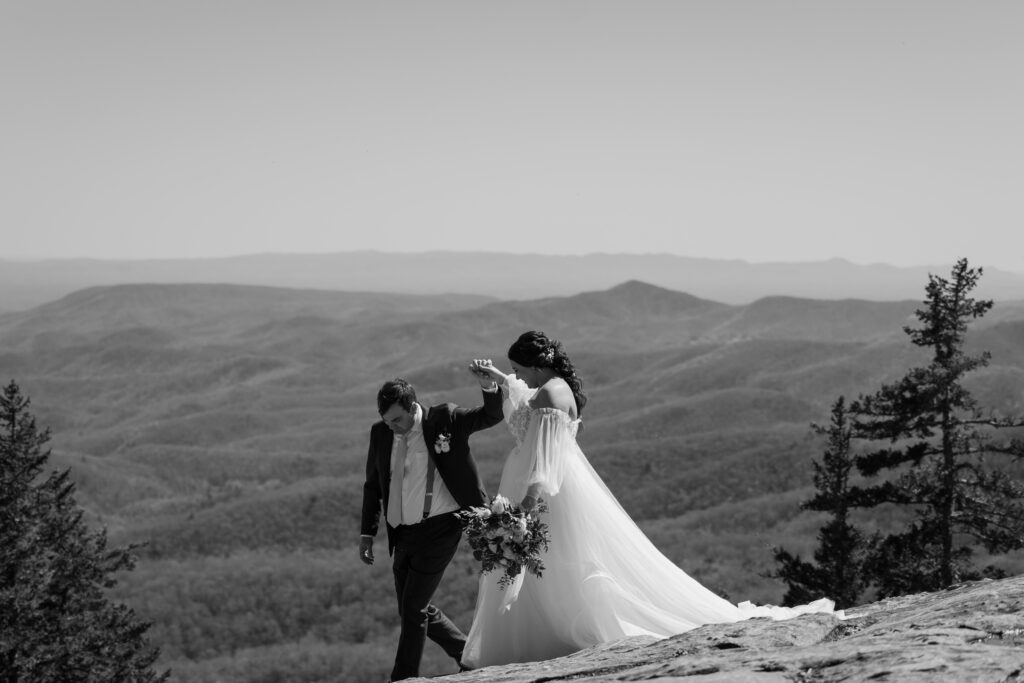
507, 330, 587, 415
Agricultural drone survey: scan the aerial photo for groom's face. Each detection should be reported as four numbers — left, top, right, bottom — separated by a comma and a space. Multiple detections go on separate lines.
381, 403, 415, 435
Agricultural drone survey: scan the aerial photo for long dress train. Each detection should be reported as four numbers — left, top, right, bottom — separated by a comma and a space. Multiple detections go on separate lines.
461, 377, 839, 668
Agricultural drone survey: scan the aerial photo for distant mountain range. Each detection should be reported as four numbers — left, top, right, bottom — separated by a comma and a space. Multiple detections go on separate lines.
3, 252, 1024, 312
2, 279, 1023, 682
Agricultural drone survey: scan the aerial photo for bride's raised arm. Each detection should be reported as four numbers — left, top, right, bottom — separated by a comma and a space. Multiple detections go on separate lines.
502, 376, 533, 411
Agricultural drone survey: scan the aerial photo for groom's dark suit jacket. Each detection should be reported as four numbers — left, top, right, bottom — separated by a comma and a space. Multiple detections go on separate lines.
361, 388, 504, 554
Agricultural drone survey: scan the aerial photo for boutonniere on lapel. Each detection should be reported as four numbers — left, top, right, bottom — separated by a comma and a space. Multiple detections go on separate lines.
434, 432, 452, 453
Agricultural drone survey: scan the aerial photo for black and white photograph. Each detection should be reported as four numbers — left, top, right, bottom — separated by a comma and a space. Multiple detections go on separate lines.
2, 2, 1024, 682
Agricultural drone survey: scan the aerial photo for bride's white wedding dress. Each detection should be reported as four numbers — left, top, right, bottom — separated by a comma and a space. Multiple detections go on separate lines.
461, 377, 839, 668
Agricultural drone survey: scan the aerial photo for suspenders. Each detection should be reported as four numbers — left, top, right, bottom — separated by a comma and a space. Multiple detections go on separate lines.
389, 421, 441, 525
422, 453, 435, 520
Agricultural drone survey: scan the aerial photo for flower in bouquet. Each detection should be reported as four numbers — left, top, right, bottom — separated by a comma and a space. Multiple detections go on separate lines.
490, 495, 508, 515
456, 495, 551, 589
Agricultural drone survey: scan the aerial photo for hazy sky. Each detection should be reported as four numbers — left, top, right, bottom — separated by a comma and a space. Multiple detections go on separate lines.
2, 1, 1022, 272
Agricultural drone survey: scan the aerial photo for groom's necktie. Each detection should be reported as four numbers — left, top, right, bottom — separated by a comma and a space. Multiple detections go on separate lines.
386, 434, 408, 527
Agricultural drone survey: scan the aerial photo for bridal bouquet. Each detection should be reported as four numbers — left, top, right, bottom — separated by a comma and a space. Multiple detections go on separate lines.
456, 494, 550, 590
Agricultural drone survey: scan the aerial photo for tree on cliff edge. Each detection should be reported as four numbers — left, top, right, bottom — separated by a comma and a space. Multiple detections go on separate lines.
851, 259, 1024, 596
770, 397, 874, 609
0, 380, 167, 682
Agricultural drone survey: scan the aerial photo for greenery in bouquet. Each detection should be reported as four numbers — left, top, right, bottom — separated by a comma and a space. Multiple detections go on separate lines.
456, 494, 550, 589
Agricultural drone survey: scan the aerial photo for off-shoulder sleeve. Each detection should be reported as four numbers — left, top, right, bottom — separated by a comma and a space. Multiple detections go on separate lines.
501, 376, 534, 421
522, 408, 575, 498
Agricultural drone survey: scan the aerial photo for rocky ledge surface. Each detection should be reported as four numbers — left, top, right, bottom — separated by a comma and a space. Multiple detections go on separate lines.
421, 575, 1024, 682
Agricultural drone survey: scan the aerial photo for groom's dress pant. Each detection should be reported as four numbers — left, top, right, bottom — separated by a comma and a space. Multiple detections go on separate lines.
390, 512, 466, 681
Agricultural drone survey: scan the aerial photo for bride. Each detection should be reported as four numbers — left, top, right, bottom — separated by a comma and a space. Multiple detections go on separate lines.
461, 331, 839, 668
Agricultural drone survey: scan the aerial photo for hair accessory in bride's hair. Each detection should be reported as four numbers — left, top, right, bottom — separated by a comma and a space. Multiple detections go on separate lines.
541, 346, 555, 365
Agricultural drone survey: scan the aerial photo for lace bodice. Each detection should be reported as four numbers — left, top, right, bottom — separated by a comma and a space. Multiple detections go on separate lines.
507, 402, 580, 445
498, 377, 582, 502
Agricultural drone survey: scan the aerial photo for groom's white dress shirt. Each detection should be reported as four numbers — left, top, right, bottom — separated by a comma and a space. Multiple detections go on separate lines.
392, 403, 459, 525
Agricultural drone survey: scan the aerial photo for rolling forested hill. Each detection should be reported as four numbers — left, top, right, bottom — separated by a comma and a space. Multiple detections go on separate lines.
2, 280, 1023, 683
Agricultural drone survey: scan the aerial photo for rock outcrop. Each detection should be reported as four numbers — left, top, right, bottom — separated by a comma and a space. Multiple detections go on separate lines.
423, 575, 1024, 682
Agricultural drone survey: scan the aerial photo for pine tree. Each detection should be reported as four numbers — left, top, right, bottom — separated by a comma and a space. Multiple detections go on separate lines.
850, 259, 1024, 596
0, 380, 168, 682
770, 397, 873, 609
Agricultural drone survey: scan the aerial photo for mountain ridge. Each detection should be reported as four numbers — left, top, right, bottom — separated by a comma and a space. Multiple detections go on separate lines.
4, 251, 1024, 311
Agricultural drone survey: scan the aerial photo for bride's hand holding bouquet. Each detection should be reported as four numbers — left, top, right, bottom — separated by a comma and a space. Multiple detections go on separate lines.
457, 494, 550, 590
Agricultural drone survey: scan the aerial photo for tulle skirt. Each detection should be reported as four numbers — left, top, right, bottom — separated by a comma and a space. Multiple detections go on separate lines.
461, 440, 837, 668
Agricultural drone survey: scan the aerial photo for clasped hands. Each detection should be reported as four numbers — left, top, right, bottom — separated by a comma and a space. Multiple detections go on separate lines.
469, 358, 505, 388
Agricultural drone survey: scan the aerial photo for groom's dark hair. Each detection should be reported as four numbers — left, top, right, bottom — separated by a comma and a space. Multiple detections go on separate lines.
378, 378, 417, 415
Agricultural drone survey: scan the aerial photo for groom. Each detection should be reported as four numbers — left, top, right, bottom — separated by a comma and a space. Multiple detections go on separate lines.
359, 368, 503, 681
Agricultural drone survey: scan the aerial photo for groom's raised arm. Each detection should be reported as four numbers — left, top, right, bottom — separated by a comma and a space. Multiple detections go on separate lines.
453, 383, 504, 435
